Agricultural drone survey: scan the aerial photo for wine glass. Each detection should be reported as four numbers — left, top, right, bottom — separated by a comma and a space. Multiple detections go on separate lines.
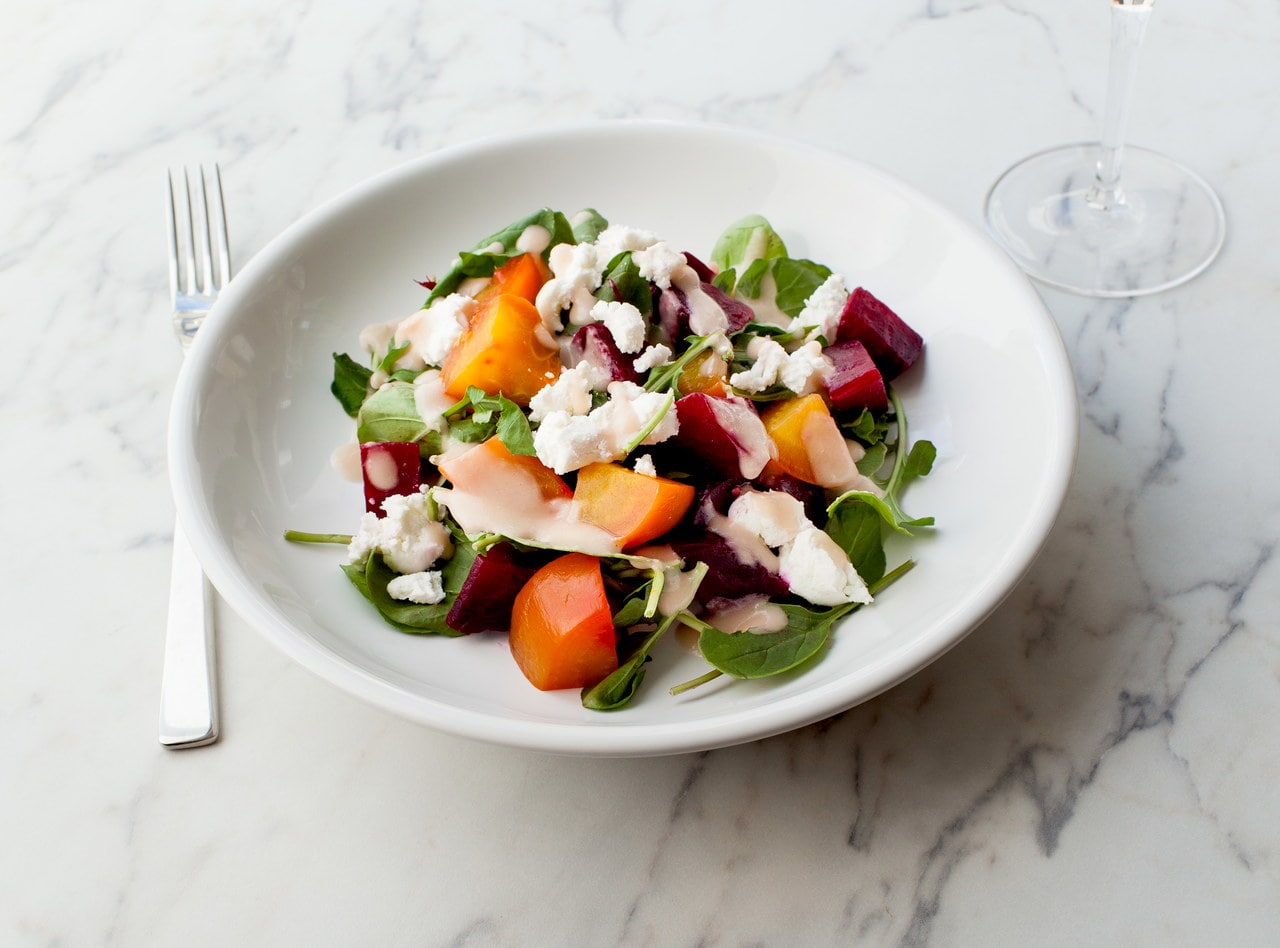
984, 0, 1226, 298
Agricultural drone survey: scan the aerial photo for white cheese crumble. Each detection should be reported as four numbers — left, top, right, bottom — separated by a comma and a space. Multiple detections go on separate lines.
535, 241, 605, 332
632, 343, 673, 373
527, 360, 611, 422
386, 570, 446, 604
593, 225, 658, 264
632, 241, 687, 290
788, 273, 848, 342
632, 454, 658, 477
590, 299, 646, 354
730, 338, 830, 396
779, 340, 832, 396
346, 491, 453, 575
533, 381, 679, 474
730, 338, 789, 393
726, 490, 811, 548
778, 526, 871, 607
394, 294, 476, 368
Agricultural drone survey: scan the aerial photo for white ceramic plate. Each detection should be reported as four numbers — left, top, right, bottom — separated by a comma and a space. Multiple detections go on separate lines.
170, 121, 1077, 756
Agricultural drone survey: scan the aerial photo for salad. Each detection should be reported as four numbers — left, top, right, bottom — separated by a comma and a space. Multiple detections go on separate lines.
286, 208, 935, 710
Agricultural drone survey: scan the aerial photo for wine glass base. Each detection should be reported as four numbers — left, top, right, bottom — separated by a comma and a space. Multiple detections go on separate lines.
983, 143, 1226, 298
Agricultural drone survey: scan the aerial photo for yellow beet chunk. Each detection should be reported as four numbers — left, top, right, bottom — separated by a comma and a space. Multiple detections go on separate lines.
441, 294, 561, 405
573, 462, 695, 549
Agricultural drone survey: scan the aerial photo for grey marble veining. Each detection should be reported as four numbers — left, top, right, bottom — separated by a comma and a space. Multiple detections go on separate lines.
2, 1, 1279, 945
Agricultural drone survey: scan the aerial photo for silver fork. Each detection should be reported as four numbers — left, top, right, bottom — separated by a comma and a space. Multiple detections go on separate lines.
159, 165, 230, 748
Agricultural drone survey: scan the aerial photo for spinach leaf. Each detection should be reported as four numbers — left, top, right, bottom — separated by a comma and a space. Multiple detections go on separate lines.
825, 502, 886, 585
711, 267, 736, 294
331, 352, 373, 417
341, 561, 372, 602
571, 207, 609, 244
735, 257, 771, 300
771, 257, 833, 318
581, 613, 677, 711
426, 208, 575, 304
697, 602, 857, 679
356, 380, 430, 446
362, 543, 478, 636
710, 214, 788, 272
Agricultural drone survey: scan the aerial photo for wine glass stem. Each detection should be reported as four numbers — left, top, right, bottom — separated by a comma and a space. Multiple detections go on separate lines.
1089, 0, 1154, 211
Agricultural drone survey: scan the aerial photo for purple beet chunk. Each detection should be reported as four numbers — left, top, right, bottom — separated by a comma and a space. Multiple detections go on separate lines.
701, 281, 754, 333
673, 393, 769, 480
568, 323, 640, 383
681, 251, 716, 282
835, 288, 923, 380
360, 441, 421, 516
824, 339, 888, 412
692, 479, 751, 526
654, 284, 691, 347
669, 532, 789, 601
446, 542, 538, 635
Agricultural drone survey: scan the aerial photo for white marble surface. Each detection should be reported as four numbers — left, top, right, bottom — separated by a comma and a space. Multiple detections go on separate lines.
4, 1, 1279, 944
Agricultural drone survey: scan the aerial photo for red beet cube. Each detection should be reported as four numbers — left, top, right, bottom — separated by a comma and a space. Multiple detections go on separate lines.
569, 323, 640, 383
835, 288, 922, 380
360, 441, 421, 515
824, 340, 888, 412
446, 542, 538, 634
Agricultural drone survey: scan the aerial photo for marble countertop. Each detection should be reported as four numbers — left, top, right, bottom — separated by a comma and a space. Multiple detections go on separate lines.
5, 1, 1279, 944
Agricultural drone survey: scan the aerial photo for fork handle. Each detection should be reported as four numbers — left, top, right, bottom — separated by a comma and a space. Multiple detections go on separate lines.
159, 517, 219, 748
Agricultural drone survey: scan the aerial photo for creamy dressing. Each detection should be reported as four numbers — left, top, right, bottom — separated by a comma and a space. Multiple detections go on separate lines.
362, 445, 401, 492
742, 271, 791, 327
674, 267, 729, 336
704, 508, 780, 574
709, 396, 773, 478
330, 441, 363, 483
436, 488, 621, 556
804, 411, 859, 487
516, 223, 552, 255
704, 595, 789, 634
359, 319, 399, 357
412, 370, 455, 432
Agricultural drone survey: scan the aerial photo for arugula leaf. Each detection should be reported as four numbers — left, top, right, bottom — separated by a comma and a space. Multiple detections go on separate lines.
696, 602, 858, 680
571, 207, 609, 244
377, 339, 411, 375
771, 257, 833, 318
828, 389, 936, 535
356, 380, 430, 446
443, 387, 537, 456
360, 544, 478, 636
710, 215, 788, 272
331, 352, 373, 417
595, 251, 653, 317
426, 208, 575, 304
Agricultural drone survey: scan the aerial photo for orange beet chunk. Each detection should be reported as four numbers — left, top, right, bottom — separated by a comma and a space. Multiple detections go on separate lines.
474, 252, 551, 306
441, 294, 561, 405
509, 553, 618, 691
574, 462, 695, 549
761, 393, 858, 487
437, 436, 571, 502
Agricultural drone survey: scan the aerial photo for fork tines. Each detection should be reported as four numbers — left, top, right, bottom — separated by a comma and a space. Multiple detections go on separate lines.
166, 164, 231, 306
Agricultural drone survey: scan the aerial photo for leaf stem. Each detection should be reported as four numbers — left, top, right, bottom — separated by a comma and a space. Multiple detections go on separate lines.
670, 668, 723, 695
283, 530, 353, 545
